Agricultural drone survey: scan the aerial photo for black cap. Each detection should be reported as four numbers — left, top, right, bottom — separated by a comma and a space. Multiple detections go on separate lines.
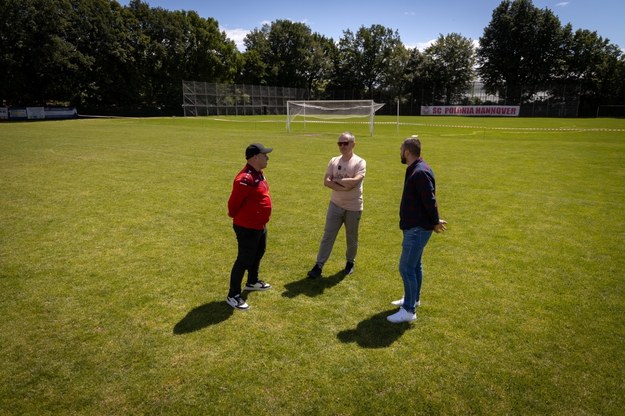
245, 143, 273, 159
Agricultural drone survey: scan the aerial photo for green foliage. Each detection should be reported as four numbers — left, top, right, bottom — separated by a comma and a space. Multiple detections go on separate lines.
0, 0, 87, 104
1, 116, 625, 415
333, 24, 405, 97
240, 20, 337, 94
1, 0, 623, 112
477, 0, 625, 105
561, 27, 624, 102
423, 33, 476, 104
477, 0, 566, 98
0, 0, 239, 111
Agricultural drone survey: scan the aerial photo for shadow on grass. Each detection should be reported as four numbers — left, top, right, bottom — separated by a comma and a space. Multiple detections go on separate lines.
281, 271, 347, 298
337, 309, 412, 348
173, 301, 233, 334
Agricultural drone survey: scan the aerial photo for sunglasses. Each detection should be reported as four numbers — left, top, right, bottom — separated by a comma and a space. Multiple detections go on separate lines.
337, 142, 351, 146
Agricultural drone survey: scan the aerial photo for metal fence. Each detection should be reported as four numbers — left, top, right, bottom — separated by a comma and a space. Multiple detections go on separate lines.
182, 81, 307, 116
183, 81, 583, 117
339, 82, 582, 117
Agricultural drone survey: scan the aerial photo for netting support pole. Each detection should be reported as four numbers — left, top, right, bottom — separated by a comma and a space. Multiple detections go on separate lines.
286, 102, 291, 132
369, 101, 374, 136
397, 98, 400, 134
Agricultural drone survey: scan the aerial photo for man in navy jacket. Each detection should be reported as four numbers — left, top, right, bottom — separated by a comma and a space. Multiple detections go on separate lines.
388, 136, 447, 323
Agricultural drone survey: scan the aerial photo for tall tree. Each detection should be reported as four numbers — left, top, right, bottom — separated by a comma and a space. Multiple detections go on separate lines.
302, 33, 337, 98
403, 48, 428, 104
379, 41, 410, 101
239, 27, 271, 85
332, 24, 404, 98
124, 0, 239, 112
267, 20, 314, 89
560, 27, 623, 101
422, 33, 476, 104
66, 0, 137, 109
239, 20, 334, 95
330, 29, 361, 95
477, 0, 565, 102
0, 0, 89, 105
182, 11, 240, 83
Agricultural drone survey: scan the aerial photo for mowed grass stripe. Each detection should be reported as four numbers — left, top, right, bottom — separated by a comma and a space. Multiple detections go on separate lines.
1, 116, 624, 415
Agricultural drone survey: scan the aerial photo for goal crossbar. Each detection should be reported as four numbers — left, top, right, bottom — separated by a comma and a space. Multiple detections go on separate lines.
286, 100, 385, 135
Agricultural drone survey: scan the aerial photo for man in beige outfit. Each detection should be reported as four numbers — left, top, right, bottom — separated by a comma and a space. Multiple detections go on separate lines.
307, 132, 366, 278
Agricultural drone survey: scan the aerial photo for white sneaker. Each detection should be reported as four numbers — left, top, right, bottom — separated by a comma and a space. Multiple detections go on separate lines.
391, 297, 420, 307
226, 295, 249, 311
244, 280, 271, 291
386, 307, 416, 323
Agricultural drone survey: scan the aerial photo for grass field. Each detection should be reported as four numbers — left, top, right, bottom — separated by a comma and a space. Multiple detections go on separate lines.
1, 115, 625, 415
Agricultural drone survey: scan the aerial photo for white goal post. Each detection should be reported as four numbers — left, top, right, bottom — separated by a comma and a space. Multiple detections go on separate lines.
286, 100, 385, 136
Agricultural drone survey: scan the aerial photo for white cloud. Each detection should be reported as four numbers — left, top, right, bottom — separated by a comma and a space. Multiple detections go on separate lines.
407, 38, 479, 52
416, 39, 435, 51
402, 39, 434, 51
222, 18, 311, 52
223, 28, 250, 51
556, 2, 570, 6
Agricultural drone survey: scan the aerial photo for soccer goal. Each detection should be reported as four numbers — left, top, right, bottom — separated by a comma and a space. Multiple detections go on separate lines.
286, 100, 385, 136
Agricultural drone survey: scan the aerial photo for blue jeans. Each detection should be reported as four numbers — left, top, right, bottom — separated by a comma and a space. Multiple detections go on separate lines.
398, 226, 432, 313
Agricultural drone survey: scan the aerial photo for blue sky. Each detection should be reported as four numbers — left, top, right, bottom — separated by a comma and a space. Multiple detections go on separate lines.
118, 0, 624, 52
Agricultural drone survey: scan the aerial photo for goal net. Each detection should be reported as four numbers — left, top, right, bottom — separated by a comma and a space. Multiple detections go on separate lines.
286, 100, 385, 135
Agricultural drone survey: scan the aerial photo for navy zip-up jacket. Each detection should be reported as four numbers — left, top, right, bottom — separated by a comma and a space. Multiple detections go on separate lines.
399, 157, 440, 230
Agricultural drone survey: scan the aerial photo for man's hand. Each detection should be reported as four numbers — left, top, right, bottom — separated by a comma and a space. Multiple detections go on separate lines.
325, 176, 345, 190
333, 178, 346, 187
334, 174, 363, 190
434, 219, 447, 233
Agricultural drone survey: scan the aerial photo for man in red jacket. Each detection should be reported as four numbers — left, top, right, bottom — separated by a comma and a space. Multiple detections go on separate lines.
226, 143, 273, 310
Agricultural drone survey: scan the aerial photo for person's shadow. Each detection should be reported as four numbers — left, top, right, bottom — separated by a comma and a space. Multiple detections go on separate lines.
337, 309, 412, 348
173, 301, 234, 334
282, 271, 347, 298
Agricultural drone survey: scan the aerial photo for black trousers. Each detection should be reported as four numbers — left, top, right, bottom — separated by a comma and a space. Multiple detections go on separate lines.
228, 224, 267, 297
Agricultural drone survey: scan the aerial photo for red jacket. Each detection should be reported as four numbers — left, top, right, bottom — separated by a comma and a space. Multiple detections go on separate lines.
228, 164, 272, 230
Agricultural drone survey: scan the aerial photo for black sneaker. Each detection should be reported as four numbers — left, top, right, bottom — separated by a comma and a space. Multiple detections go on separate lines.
307, 264, 322, 279
226, 295, 249, 310
343, 261, 354, 275
244, 280, 271, 291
